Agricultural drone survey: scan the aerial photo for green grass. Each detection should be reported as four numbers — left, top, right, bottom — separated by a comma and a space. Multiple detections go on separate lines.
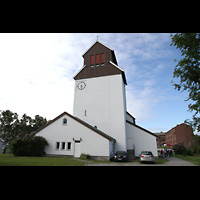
175, 154, 200, 166
155, 157, 169, 164
0, 154, 85, 166
0, 154, 169, 166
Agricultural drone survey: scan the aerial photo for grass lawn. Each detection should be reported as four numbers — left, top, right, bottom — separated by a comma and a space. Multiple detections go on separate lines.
0, 154, 169, 166
155, 157, 169, 164
0, 154, 86, 166
175, 154, 200, 166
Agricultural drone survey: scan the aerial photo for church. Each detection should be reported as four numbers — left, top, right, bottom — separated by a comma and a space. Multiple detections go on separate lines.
35, 40, 158, 160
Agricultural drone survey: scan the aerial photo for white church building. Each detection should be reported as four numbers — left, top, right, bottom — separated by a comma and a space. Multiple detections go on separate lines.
35, 41, 158, 160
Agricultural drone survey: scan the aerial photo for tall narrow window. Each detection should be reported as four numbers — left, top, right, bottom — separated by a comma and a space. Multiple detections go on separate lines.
96, 54, 99, 67
67, 142, 71, 150
56, 142, 60, 150
101, 53, 104, 66
91, 55, 94, 67
61, 142, 65, 150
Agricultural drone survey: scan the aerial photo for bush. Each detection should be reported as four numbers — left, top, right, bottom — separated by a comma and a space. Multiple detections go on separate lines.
10, 135, 48, 156
173, 143, 186, 155
183, 148, 193, 156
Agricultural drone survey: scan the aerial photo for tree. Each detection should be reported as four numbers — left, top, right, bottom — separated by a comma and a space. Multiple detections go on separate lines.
0, 110, 48, 144
170, 33, 200, 132
0, 110, 19, 144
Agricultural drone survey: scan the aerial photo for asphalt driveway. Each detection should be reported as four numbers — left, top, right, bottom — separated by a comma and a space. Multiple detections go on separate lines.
86, 156, 197, 166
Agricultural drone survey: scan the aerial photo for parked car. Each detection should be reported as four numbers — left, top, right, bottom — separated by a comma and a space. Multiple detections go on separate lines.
140, 151, 155, 163
113, 151, 128, 162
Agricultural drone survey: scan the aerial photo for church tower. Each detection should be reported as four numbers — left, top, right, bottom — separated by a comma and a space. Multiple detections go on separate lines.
73, 41, 127, 152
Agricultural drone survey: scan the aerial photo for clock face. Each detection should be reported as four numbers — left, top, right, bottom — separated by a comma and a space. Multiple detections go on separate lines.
77, 81, 86, 90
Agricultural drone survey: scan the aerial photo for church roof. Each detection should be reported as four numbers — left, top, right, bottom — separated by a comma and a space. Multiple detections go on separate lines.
74, 40, 127, 85
126, 120, 158, 138
82, 40, 114, 57
34, 111, 116, 142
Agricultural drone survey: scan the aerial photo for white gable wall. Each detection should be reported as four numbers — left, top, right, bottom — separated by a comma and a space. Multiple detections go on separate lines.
126, 122, 158, 157
73, 74, 127, 152
36, 114, 112, 158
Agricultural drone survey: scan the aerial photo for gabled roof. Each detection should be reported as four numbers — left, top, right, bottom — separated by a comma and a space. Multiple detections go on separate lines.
126, 120, 158, 138
34, 111, 116, 142
82, 41, 114, 57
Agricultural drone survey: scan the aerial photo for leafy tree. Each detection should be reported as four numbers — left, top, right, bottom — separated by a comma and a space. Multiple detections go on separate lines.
18, 113, 34, 138
191, 134, 200, 154
0, 110, 48, 144
0, 110, 19, 144
173, 143, 186, 155
32, 115, 48, 130
170, 33, 200, 132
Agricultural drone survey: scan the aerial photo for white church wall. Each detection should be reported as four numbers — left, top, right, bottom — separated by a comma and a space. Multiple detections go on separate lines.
36, 114, 111, 158
126, 122, 158, 157
73, 74, 127, 152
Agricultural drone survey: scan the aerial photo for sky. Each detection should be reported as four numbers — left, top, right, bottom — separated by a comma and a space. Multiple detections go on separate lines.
0, 33, 194, 133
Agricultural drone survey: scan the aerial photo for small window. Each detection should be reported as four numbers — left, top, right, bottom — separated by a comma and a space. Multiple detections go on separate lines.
100, 53, 104, 63
67, 142, 71, 150
63, 118, 67, 125
84, 110, 87, 116
91, 55, 94, 66
56, 142, 60, 150
61, 142, 65, 150
96, 54, 99, 65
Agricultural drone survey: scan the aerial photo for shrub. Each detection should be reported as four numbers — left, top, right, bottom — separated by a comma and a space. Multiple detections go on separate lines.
173, 143, 186, 155
10, 135, 48, 156
183, 148, 193, 156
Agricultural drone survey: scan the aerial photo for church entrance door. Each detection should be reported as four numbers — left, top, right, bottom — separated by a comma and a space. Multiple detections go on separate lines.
74, 141, 81, 157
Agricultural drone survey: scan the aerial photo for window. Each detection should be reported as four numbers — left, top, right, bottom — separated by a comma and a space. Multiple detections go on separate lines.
84, 110, 87, 116
63, 118, 67, 125
56, 142, 60, 150
61, 142, 65, 150
91, 55, 94, 67
67, 142, 71, 150
96, 54, 99, 67
100, 53, 104, 64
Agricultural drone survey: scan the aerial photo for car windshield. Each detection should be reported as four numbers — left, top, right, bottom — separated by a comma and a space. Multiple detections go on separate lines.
142, 151, 153, 155
116, 151, 126, 156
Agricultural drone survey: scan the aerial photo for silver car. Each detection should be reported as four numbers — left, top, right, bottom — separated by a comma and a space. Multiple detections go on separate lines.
140, 151, 155, 163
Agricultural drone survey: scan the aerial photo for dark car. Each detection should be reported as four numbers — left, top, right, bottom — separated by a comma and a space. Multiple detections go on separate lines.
113, 151, 128, 162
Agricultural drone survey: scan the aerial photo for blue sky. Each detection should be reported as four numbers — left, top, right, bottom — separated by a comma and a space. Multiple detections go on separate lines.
0, 33, 194, 133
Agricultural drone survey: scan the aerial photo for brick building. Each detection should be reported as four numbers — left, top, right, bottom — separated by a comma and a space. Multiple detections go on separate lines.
165, 123, 193, 148
155, 132, 166, 146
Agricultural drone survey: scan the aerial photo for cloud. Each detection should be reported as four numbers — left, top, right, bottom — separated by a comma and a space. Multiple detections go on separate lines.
0, 33, 172, 125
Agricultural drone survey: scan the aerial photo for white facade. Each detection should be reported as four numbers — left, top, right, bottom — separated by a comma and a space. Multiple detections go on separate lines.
35, 41, 158, 160
73, 74, 127, 152
126, 121, 158, 157
36, 112, 115, 160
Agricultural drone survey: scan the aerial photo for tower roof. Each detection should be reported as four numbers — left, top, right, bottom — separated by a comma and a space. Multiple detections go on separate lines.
82, 40, 114, 57
74, 41, 127, 85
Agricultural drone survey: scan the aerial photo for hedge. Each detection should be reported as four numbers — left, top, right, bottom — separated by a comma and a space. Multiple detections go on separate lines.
10, 135, 48, 156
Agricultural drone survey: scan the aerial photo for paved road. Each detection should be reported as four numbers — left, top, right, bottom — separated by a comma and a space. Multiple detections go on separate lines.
162, 156, 197, 166
86, 156, 197, 166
